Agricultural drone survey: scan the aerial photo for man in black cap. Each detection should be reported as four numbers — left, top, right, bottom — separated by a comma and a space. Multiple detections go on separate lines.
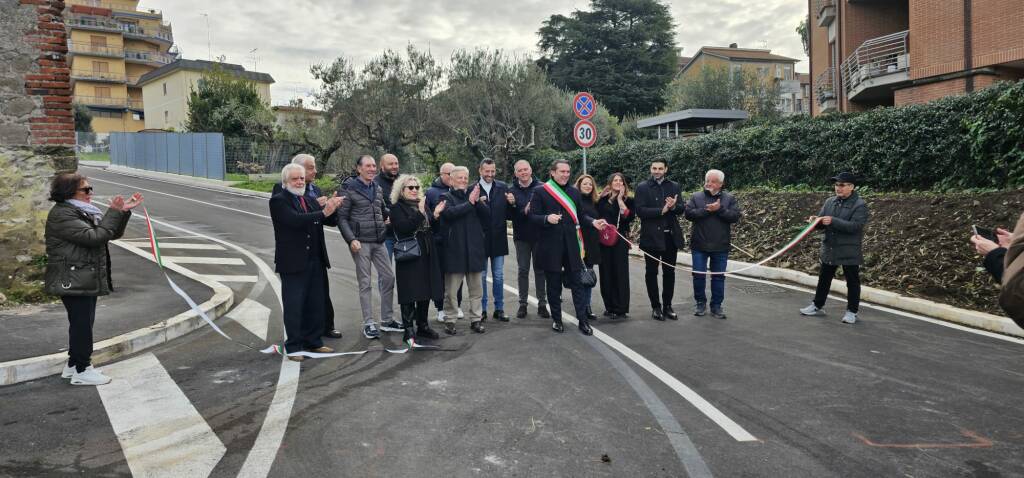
800, 172, 869, 324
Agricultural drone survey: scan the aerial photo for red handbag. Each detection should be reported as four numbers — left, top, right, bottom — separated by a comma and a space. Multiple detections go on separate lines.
599, 224, 619, 246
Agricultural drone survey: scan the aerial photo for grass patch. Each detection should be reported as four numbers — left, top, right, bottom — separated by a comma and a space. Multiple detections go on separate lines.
231, 177, 341, 194
78, 151, 109, 162
225, 173, 248, 182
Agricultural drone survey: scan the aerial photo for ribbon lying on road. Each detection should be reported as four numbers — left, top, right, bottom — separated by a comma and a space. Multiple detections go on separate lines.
613, 216, 825, 276
141, 207, 439, 357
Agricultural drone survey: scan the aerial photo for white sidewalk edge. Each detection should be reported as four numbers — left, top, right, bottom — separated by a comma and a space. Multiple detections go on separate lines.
100, 164, 273, 199
0, 240, 234, 386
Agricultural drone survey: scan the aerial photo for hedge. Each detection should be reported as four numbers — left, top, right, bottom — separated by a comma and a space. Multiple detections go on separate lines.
536, 80, 1024, 191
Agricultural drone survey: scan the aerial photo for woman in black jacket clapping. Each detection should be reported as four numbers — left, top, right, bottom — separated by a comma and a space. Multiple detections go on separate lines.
388, 174, 441, 341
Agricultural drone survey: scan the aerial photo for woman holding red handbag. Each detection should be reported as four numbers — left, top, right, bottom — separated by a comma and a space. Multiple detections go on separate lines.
597, 173, 635, 319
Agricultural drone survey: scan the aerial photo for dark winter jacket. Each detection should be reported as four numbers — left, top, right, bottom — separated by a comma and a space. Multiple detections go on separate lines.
478, 180, 512, 257
425, 176, 450, 236
508, 178, 542, 243
337, 177, 388, 244
375, 173, 397, 236
684, 189, 742, 253
597, 195, 635, 244
816, 191, 869, 266
269, 190, 338, 274
439, 188, 489, 273
634, 177, 686, 251
390, 200, 443, 304
527, 181, 597, 272
44, 202, 131, 296
579, 196, 600, 266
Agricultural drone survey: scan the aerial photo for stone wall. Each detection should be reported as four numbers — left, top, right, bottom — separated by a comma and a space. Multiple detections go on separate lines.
0, 0, 75, 301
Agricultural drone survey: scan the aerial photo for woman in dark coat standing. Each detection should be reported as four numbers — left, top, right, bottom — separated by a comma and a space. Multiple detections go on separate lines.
574, 175, 601, 322
389, 174, 442, 342
44, 173, 142, 386
597, 173, 635, 319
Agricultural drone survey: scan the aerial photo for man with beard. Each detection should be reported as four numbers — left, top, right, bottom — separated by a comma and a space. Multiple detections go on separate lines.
376, 153, 400, 258
634, 160, 686, 321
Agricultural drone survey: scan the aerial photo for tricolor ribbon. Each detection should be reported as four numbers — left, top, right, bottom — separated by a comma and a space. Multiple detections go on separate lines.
543, 180, 585, 260
614, 216, 825, 276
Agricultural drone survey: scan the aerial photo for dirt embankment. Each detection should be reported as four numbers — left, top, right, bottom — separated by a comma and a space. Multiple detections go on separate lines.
633, 189, 1024, 316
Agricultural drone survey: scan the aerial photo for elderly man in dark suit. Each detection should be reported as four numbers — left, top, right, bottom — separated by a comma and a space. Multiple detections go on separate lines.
528, 160, 608, 335
270, 163, 343, 362
271, 154, 343, 339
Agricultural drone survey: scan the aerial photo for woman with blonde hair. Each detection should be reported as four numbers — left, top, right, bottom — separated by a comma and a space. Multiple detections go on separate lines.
388, 174, 442, 341
597, 172, 635, 319
574, 174, 601, 322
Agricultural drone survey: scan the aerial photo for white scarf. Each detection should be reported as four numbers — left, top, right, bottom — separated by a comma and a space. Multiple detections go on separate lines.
67, 199, 103, 220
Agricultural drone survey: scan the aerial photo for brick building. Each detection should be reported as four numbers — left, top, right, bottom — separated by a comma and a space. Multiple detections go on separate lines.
808, 0, 1024, 116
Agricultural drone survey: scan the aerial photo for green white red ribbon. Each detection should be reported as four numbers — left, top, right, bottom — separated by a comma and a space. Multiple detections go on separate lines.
543, 179, 585, 260
614, 216, 826, 276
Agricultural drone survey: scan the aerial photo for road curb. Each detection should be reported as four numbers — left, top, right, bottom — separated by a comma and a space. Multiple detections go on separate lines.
101, 165, 273, 199
0, 240, 235, 386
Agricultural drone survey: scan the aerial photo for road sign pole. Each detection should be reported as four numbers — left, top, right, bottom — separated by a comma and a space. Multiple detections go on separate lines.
583, 147, 587, 175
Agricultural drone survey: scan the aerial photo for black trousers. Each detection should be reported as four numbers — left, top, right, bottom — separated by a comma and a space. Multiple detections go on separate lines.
642, 233, 678, 309
322, 267, 336, 333
62, 295, 97, 373
280, 256, 326, 353
545, 252, 590, 325
400, 300, 431, 329
599, 242, 631, 314
813, 263, 861, 313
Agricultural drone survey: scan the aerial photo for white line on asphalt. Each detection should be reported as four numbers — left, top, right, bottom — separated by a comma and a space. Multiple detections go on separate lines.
120, 241, 227, 250
226, 299, 271, 341
97, 353, 227, 478
162, 257, 246, 265
196, 274, 260, 283
84, 164, 272, 199
498, 281, 758, 442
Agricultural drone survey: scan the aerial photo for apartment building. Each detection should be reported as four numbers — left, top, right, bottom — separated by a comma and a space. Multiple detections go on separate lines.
677, 44, 802, 115
65, 0, 177, 132
809, 0, 1024, 116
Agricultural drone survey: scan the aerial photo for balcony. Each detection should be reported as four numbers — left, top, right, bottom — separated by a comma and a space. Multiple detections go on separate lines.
74, 0, 160, 16
120, 24, 174, 44
67, 42, 124, 58
815, 67, 837, 112
75, 96, 128, 108
840, 30, 910, 102
128, 98, 143, 110
816, 0, 836, 27
66, 16, 122, 33
70, 69, 127, 83
124, 49, 175, 66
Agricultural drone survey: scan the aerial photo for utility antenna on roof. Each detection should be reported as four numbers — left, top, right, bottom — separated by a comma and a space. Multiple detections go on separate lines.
760, 40, 769, 49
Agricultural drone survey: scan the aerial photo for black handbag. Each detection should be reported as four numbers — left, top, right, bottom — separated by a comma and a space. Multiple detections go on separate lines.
393, 233, 421, 263
577, 266, 597, 288
45, 257, 101, 296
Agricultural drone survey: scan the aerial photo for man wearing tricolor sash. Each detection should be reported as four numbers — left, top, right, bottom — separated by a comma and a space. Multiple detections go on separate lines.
527, 160, 609, 335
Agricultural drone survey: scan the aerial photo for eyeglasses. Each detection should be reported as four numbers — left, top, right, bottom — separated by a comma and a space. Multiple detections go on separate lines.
78, 186, 94, 193
405, 185, 420, 190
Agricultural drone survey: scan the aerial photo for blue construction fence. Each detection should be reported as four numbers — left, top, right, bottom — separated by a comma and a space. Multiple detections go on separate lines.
110, 132, 226, 180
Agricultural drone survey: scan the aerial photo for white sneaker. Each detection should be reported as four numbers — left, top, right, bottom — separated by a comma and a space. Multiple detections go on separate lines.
61, 364, 76, 378
70, 367, 111, 386
436, 310, 446, 323
841, 311, 858, 324
457, 308, 465, 319
799, 304, 825, 316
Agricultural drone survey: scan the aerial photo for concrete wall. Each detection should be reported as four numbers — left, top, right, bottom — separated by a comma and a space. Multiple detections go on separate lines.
0, 0, 77, 291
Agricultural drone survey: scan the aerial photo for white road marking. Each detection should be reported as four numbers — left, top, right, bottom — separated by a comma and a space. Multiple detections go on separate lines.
97, 353, 227, 478
198, 274, 259, 283
162, 256, 246, 266
499, 281, 758, 442
226, 299, 271, 340
121, 241, 227, 250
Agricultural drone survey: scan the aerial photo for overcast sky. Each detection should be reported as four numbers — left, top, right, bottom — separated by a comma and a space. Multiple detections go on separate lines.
142, 0, 808, 107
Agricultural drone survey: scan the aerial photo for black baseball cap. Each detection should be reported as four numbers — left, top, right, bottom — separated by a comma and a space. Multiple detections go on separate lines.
830, 172, 859, 185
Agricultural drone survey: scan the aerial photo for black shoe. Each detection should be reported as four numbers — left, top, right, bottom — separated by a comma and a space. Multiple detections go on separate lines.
403, 329, 414, 342
480, 310, 488, 322
444, 323, 457, 335
493, 310, 509, 322
380, 320, 405, 332
538, 305, 551, 319
710, 307, 727, 320
470, 321, 485, 333
516, 305, 528, 319
586, 311, 597, 321
578, 321, 593, 336
602, 310, 615, 318
324, 329, 343, 338
693, 303, 707, 316
652, 307, 665, 321
663, 305, 678, 320
416, 326, 440, 340
614, 313, 628, 320
551, 321, 564, 333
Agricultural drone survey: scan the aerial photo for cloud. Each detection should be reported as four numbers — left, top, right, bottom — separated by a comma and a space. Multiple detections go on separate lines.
142, 0, 808, 106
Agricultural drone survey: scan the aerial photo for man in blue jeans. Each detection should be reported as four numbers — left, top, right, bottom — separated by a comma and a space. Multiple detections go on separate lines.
684, 169, 742, 319
476, 158, 513, 321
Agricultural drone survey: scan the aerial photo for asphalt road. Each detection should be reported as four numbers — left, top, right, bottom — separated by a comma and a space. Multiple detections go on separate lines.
1, 164, 1022, 478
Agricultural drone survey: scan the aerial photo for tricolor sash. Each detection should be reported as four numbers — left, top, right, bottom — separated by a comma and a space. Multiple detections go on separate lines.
543, 179, 585, 259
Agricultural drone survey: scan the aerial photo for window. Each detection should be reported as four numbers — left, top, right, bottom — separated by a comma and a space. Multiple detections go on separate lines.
94, 86, 110, 98
92, 61, 109, 73
730, 63, 742, 79
162, 82, 167, 95
132, 112, 142, 121
89, 35, 107, 47
93, 110, 121, 119
784, 66, 793, 80
757, 66, 769, 77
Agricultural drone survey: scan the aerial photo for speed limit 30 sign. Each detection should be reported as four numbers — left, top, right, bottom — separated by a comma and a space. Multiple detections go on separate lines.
573, 120, 597, 149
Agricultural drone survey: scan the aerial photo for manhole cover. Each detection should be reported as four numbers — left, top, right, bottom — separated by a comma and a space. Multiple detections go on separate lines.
733, 283, 788, 295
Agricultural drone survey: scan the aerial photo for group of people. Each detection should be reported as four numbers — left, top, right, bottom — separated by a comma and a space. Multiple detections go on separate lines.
266, 152, 877, 362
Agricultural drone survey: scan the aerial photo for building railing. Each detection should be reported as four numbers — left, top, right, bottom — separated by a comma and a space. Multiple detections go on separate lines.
74, 96, 129, 108
70, 69, 127, 82
67, 42, 124, 57
73, 0, 160, 15
128, 98, 143, 109
120, 24, 173, 43
67, 16, 122, 32
815, 67, 836, 105
840, 30, 910, 94
124, 49, 175, 65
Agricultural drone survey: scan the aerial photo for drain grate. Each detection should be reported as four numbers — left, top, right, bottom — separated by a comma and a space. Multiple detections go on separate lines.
733, 283, 788, 295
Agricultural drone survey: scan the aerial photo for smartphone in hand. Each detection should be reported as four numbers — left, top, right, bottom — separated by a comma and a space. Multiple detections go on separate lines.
972, 225, 998, 243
